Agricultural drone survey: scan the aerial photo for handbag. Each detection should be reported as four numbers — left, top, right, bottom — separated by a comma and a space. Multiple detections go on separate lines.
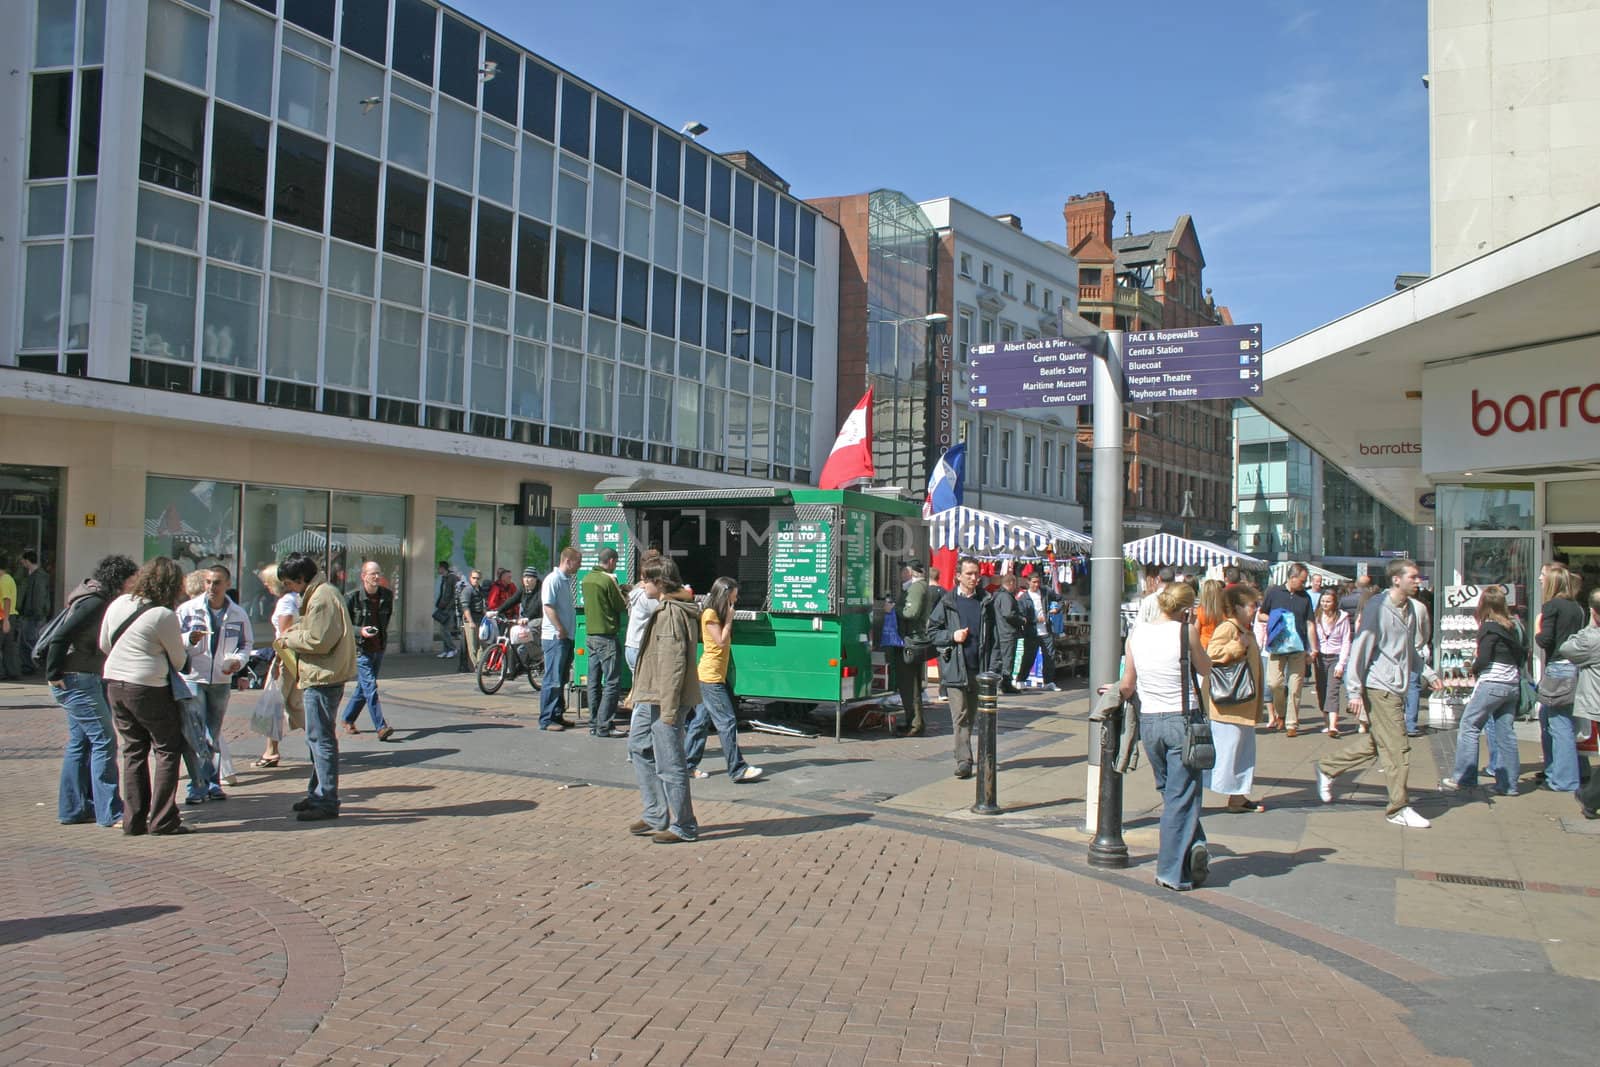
1537, 660, 1579, 704
1179, 612, 1216, 771
1209, 657, 1257, 706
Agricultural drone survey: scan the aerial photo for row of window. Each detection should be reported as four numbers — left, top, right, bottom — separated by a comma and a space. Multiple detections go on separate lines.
957, 252, 1062, 312
121, 0, 820, 262
958, 421, 1076, 501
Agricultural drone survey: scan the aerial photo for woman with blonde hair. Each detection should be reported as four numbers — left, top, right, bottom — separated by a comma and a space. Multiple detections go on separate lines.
1196, 579, 1226, 649
1535, 563, 1585, 793
1117, 581, 1214, 890
1206, 584, 1266, 813
252, 563, 304, 768
1442, 585, 1524, 795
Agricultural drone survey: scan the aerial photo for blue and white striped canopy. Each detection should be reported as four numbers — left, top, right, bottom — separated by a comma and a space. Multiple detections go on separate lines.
930, 506, 1091, 556
1122, 533, 1263, 569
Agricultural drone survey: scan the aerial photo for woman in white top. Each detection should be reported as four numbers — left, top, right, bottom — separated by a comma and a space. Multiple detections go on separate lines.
98, 557, 192, 836
253, 564, 302, 768
1117, 582, 1213, 891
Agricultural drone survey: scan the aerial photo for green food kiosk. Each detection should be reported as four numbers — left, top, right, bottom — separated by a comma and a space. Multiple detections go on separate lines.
570, 486, 927, 738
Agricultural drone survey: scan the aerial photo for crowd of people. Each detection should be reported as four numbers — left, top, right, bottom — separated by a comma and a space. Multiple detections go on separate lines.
1112, 556, 1600, 892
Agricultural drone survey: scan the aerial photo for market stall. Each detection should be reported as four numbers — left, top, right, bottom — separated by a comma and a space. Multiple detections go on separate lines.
1123, 533, 1265, 570
1269, 560, 1351, 586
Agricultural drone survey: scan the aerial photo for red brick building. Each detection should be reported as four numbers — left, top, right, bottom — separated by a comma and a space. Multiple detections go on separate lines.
1064, 192, 1234, 542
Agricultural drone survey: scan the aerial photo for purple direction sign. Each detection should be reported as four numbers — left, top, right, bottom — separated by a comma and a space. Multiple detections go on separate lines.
967, 337, 1094, 411
1122, 323, 1264, 402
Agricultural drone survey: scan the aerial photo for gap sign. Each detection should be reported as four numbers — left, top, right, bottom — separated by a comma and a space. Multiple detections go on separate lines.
1123, 323, 1264, 402
968, 338, 1094, 412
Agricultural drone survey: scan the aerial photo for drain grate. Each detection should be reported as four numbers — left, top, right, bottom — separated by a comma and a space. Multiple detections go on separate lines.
1432, 873, 1526, 891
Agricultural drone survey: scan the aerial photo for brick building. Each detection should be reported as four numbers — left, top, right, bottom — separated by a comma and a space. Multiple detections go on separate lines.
1063, 191, 1234, 542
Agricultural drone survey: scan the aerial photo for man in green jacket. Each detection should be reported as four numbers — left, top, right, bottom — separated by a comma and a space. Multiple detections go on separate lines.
581, 547, 628, 738
274, 552, 357, 822
895, 561, 933, 736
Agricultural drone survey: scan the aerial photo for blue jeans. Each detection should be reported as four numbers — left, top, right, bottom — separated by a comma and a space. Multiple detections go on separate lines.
585, 634, 622, 734
179, 695, 218, 797
625, 646, 639, 671
302, 684, 345, 813
629, 703, 696, 840
53, 674, 123, 826
1140, 713, 1207, 890
1540, 702, 1581, 793
685, 681, 750, 780
539, 638, 574, 727
341, 651, 388, 732
1404, 670, 1422, 732
1452, 679, 1519, 792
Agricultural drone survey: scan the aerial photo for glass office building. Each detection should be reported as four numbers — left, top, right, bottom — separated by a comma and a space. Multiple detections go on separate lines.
2, 0, 841, 646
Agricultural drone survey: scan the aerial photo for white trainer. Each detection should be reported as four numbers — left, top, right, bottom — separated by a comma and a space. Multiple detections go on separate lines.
1386, 806, 1431, 829
1316, 766, 1334, 803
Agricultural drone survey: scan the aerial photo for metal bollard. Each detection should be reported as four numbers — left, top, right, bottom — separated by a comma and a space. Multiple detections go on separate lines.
1087, 696, 1129, 868
972, 671, 1002, 815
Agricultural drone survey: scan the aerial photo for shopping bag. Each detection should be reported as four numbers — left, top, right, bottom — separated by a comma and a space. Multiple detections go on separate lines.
251, 684, 286, 741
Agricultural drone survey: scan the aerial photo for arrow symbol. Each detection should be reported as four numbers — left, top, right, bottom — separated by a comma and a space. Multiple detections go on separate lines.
1249, 384, 1261, 393
1250, 325, 1260, 335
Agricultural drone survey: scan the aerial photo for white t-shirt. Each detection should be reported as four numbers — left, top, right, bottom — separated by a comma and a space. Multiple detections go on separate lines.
1127, 618, 1189, 715
273, 592, 301, 637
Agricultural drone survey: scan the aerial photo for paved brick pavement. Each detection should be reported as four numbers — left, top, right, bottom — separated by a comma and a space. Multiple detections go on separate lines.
0, 699, 1466, 1067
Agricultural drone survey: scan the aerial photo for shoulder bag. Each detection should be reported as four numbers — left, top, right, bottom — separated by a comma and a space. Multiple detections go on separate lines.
1536, 659, 1579, 704
1208, 623, 1258, 706
1179, 613, 1216, 770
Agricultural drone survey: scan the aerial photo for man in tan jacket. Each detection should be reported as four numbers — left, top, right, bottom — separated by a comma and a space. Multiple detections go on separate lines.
274, 552, 357, 822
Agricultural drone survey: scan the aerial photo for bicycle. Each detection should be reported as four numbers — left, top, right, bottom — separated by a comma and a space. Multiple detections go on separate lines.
475, 613, 544, 695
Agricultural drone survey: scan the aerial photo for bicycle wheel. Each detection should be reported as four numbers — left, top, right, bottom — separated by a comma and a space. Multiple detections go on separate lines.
523, 646, 544, 692
477, 643, 507, 694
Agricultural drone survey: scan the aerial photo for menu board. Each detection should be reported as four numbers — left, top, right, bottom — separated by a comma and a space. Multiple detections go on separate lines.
1436, 584, 1517, 695
843, 509, 873, 607
574, 519, 630, 607
770, 519, 832, 613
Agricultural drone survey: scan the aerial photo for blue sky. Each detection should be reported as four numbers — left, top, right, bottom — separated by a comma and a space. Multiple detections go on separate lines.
460, 0, 1429, 345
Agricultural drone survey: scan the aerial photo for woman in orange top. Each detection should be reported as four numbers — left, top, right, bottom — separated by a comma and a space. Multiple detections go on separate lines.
683, 578, 764, 783
1196, 580, 1226, 648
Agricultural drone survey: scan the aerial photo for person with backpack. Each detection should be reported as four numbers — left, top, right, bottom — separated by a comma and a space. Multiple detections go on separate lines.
41, 554, 139, 827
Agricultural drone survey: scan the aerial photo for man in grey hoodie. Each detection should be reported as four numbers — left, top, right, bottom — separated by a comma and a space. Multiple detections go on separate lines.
1315, 558, 1441, 828
1562, 588, 1600, 819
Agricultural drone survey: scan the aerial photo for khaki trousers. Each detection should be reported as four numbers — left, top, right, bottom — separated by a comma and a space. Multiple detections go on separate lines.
1267, 651, 1308, 727
1318, 688, 1411, 815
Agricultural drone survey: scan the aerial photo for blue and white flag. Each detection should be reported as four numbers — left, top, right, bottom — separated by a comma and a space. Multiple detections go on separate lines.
922, 443, 966, 518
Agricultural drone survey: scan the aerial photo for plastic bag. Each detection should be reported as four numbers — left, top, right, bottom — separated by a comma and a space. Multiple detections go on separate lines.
251, 684, 285, 741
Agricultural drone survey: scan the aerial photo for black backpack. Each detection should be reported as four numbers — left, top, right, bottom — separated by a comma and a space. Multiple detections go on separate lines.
29, 593, 104, 670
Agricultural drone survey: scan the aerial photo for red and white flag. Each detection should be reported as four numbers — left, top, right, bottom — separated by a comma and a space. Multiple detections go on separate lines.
817, 388, 876, 490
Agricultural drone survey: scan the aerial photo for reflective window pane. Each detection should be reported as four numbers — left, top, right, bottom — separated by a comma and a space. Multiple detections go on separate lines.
654, 129, 679, 201
476, 203, 513, 287
35, 0, 75, 67
479, 138, 514, 205
653, 201, 678, 268
208, 207, 265, 268
330, 148, 379, 246
137, 188, 199, 248
683, 147, 706, 214
139, 77, 206, 195
278, 53, 330, 135
776, 315, 793, 374
202, 264, 262, 369
383, 168, 427, 261
516, 217, 551, 299
218, 1, 275, 115
549, 348, 581, 427
270, 225, 322, 283
511, 340, 545, 419
705, 289, 727, 354
470, 328, 508, 414
674, 380, 699, 449
779, 198, 797, 255
799, 209, 816, 264
341, 0, 388, 64
284, 0, 335, 40
21, 244, 63, 350
557, 171, 587, 233
77, 68, 102, 176
620, 256, 648, 330
438, 14, 480, 105
559, 79, 591, 158
519, 134, 553, 220
626, 114, 652, 186
482, 37, 520, 124
757, 186, 776, 245
387, 99, 429, 173
328, 241, 375, 295
74, 179, 97, 235
798, 265, 814, 321
146, 0, 208, 89
377, 304, 422, 397
29, 72, 72, 180
431, 186, 471, 275
435, 100, 476, 191
584, 358, 613, 431
334, 54, 385, 156
623, 186, 650, 259
27, 184, 68, 237
391, 0, 437, 87
651, 267, 675, 337
707, 223, 729, 289
212, 104, 270, 215
679, 281, 702, 346
734, 173, 754, 235
265, 277, 321, 382
681, 218, 704, 281
729, 298, 750, 360
428, 270, 467, 321
82, 0, 106, 64
132, 244, 198, 362
617, 364, 644, 437
594, 98, 623, 174
588, 245, 617, 319
796, 323, 813, 379
522, 59, 556, 142
709, 160, 731, 224
553, 232, 585, 309
273, 128, 327, 232
426, 319, 466, 404
591, 169, 621, 249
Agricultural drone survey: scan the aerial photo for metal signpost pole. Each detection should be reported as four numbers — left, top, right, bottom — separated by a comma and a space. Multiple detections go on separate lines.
1086, 330, 1129, 868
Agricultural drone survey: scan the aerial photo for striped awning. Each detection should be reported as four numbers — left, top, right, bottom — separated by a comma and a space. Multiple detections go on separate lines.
1123, 533, 1263, 568
1270, 561, 1350, 586
930, 506, 1090, 556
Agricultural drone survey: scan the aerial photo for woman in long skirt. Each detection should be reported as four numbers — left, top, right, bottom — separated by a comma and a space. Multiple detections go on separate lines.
1206, 583, 1266, 813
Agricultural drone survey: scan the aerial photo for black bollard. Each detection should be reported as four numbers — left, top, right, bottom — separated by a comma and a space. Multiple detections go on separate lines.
972, 672, 1002, 815
1087, 696, 1129, 868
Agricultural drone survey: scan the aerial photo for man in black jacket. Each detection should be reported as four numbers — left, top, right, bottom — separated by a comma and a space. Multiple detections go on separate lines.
989, 573, 1026, 694
341, 562, 396, 741
929, 556, 994, 779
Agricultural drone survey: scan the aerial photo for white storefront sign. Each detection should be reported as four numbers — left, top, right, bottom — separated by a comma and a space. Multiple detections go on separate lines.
1421, 340, 1600, 474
